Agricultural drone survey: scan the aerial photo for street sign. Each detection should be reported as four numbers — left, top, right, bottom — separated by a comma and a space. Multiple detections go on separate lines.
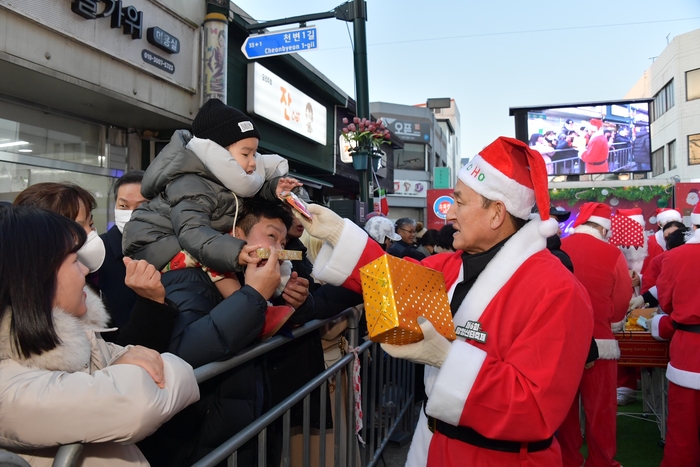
433, 195, 454, 220
242, 26, 317, 59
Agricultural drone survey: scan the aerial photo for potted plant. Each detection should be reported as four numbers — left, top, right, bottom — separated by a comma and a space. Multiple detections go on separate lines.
341, 117, 391, 171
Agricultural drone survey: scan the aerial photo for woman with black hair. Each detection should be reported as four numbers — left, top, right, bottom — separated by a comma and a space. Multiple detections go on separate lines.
0, 207, 199, 466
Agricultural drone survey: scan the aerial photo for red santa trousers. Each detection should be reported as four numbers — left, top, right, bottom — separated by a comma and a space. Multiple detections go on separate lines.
558, 359, 621, 467
661, 381, 700, 467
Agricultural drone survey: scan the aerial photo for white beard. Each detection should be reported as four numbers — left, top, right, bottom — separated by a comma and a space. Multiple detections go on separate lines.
619, 234, 648, 274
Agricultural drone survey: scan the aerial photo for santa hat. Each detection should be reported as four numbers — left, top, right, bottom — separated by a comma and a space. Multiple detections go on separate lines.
458, 136, 558, 237
692, 204, 700, 225
616, 207, 645, 227
655, 208, 682, 226
589, 119, 603, 130
574, 202, 611, 230
611, 209, 645, 247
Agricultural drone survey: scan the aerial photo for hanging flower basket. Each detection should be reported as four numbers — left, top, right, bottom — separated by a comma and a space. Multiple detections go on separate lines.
351, 149, 382, 171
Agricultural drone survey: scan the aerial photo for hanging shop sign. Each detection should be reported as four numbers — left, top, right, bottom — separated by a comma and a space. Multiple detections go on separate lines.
247, 62, 327, 145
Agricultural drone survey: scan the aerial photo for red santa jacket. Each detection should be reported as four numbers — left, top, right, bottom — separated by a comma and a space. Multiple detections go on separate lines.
580, 133, 609, 173
651, 229, 700, 390
561, 227, 631, 359
641, 230, 665, 275
641, 250, 665, 294
311, 219, 594, 467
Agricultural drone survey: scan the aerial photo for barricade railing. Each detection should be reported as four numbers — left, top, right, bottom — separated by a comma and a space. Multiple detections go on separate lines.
15, 307, 417, 467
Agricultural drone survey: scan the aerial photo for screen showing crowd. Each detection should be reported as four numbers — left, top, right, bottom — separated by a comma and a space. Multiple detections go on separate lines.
526, 101, 651, 176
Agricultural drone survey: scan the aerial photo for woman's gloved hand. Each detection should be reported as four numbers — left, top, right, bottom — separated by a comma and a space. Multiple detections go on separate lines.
628, 295, 645, 312
381, 318, 452, 368
292, 203, 345, 247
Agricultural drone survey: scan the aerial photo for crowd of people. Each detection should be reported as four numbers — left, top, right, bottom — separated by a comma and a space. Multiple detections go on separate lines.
0, 99, 697, 467
529, 117, 651, 174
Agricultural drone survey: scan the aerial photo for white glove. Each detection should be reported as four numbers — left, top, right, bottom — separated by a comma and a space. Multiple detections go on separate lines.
628, 295, 645, 312
381, 318, 452, 368
293, 204, 345, 247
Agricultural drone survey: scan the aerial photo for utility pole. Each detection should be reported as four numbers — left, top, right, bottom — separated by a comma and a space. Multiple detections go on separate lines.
239, 1, 371, 206
351, 0, 371, 205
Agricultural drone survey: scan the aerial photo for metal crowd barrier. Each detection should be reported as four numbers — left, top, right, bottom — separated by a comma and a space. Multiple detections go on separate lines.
12, 307, 417, 467
191, 307, 417, 467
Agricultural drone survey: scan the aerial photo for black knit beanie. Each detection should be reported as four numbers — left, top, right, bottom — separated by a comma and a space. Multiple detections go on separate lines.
192, 98, 261, 148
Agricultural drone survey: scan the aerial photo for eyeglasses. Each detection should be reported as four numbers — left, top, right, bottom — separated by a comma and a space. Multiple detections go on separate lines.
398, 228, 416, 235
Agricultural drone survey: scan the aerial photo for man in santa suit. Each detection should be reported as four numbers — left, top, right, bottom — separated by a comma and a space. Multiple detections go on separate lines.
612, 207, 648, 405
295, 137, 594, 467
641, 208, 682, 275
580, 119, 610, 173
559, 202, 632, 467
650, 202, 700, 466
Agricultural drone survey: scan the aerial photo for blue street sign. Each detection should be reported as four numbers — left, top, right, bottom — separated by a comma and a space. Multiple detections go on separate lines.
242, 26, 318, 59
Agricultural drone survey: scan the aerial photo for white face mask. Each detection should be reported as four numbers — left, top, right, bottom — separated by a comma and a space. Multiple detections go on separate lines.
78, 230, 106, 273
114, 209, 133, 234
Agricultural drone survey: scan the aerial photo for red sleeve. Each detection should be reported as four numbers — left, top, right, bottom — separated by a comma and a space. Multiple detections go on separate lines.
656, 254, 674, 314
612, 253, 633, 323
641, 253, 663, 294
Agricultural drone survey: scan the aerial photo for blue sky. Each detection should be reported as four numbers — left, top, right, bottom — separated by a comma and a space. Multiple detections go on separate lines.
233, 0, 700, 160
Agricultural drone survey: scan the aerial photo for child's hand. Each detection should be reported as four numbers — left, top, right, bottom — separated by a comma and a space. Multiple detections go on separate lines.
238, 244, 263, 267
276, 177, 303, 197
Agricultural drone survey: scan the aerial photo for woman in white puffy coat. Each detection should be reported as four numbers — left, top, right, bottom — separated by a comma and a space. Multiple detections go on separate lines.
0, 206, 200, 466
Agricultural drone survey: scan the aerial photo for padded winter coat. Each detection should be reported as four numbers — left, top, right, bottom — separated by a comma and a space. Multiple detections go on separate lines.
122, 130, 287, 271
0, 288, 199, 467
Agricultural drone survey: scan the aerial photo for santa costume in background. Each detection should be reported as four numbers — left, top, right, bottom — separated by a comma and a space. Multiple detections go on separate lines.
641, 208, 682, 275
650, 203, 700, 466
610, 208, 647, 404
559, 202, 632, 467
308, 137, 594, 466
580, 119, 610, 173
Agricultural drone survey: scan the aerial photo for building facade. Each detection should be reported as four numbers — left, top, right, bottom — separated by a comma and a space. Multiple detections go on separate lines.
370, 101, 447, 222
625, 28, 700, 181
0, 0, 204, 230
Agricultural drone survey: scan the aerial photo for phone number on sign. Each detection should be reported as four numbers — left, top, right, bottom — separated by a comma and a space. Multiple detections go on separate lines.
141, 50, 175, 74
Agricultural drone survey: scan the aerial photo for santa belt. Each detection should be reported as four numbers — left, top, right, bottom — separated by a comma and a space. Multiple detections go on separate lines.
587, 160, 607, 166
425, 406, 553, 453
672, 321, 700, 334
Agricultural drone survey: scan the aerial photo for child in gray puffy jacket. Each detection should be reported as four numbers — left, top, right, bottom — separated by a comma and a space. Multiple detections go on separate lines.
122, 99, 300, 298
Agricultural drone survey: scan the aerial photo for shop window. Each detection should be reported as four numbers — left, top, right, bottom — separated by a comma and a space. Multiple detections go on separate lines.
687, 68, 700, 101
651, 80, 674, 121
689, 134, 700, 166
0, 100, 104, 167
652, 147, 664, 176
667, 140, 676, 171
0, 161, 113, 233
395, 143, 426, 171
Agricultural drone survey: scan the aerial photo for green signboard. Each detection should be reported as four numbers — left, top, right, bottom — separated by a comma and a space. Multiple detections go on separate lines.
434, 167, 451, 189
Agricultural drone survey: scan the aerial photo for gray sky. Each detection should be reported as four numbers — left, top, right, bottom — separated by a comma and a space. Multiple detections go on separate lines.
233, 0, 700, 161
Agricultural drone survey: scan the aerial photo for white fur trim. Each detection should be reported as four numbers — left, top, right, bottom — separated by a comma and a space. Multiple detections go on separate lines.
0, 287, 110, 373
405, 410, 433, 467
573, 224, 605, 241
458, 155, 535, 220
649, 286, 658, 300
629, 214, 645, 226
312, 219, 368, 286
691, 213, 700, 225
539, 217, 559, 237
588, 215, 611, 230
666, 363, 700, 390
452, 219, 547, 327
594, 338, 620, 360
187, 137, 264, 197
650, 313, 669, 340
686, 228, 700, 245
657, 210, 682, 226
425, 340, 487, 425
655, 230, 667, 251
